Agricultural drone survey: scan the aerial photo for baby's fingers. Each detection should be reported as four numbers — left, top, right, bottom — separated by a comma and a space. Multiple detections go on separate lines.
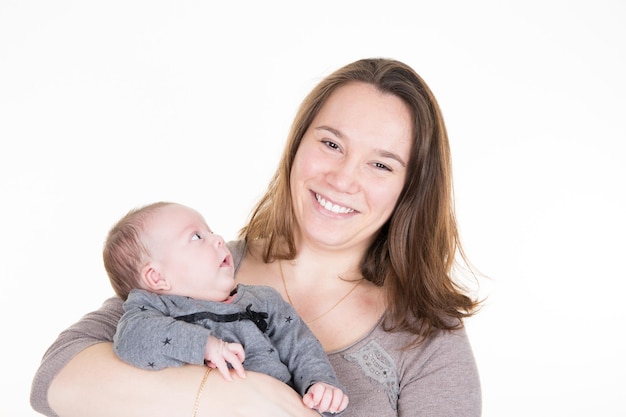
227, 342, 246, 362
206, 357, 233, 381
304, 383, 349, 414
331, 393, 349, 414
224, 343, 246, 379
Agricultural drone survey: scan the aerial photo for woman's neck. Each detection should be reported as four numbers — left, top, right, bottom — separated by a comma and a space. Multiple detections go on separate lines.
292, 252, 360, 283
237, 239, 386, 351
292, 238, 366, 276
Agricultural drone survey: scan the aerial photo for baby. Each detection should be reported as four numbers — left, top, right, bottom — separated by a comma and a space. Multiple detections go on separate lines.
104, 201, 348, 414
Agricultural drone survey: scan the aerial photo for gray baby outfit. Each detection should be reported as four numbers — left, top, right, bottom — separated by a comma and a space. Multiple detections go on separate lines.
113, 284, 342, 397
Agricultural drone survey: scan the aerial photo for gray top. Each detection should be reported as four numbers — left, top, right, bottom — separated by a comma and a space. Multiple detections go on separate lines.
31, 240, 481, 416
114, 285, 342, 396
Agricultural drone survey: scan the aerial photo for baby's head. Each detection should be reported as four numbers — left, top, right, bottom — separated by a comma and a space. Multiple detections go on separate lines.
104, 202, 235, 301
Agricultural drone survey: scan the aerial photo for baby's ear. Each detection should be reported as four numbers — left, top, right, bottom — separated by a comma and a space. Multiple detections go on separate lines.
140, 264, 171, 292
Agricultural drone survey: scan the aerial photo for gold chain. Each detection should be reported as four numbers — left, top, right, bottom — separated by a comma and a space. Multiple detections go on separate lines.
278, 260, 362, 324
192, 367, 212, 417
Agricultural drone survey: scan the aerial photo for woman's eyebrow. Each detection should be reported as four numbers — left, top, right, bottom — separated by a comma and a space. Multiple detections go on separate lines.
316, 125, 342, 137
377, 149, 406, 168
316, 126, 407, 168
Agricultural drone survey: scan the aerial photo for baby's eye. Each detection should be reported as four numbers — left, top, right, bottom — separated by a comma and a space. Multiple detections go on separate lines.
191, 233, 202, 241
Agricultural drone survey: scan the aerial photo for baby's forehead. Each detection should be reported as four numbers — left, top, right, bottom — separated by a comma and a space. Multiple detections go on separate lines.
146, 204, 206, 229
157, 203, 201, 219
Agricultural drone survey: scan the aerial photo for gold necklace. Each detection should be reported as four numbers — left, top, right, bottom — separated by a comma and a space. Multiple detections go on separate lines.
278, 260, 363, 324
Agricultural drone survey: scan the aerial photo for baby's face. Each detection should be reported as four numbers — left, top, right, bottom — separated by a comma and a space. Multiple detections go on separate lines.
143, 204, 235, 301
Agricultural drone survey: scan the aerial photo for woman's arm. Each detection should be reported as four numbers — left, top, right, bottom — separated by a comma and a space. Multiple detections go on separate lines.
31, 297, 318, 417
31, 297, 124, 416
49, 343, 319, 417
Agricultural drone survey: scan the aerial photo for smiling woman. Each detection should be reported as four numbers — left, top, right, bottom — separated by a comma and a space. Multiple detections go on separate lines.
32, 58, 481, 417
289, 82, 412, 253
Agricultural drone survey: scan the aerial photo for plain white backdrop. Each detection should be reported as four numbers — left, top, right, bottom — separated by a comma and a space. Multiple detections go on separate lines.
2, 1, 625, 416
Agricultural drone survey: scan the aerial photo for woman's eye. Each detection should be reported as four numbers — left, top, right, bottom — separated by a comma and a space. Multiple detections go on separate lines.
322, 140, 340, 150
191, 233, 202, 241
373, 162, 392, 172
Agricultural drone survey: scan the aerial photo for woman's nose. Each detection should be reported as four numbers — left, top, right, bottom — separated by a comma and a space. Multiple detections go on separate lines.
327, 160, 360, 194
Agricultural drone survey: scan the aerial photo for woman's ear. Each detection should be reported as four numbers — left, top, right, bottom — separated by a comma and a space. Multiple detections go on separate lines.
140, 264, 171, 292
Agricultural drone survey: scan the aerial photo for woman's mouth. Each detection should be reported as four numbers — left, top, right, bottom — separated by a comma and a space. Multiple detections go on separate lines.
315, 193, 355, 214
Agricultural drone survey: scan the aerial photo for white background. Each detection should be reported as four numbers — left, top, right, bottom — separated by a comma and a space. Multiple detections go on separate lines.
1, 1, 625, 416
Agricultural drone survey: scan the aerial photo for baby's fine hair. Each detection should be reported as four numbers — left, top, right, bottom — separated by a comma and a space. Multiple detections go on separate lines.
103, 201, 173, 300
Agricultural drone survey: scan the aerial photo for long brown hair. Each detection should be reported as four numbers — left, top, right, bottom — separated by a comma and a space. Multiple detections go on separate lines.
240, 58, 480, 341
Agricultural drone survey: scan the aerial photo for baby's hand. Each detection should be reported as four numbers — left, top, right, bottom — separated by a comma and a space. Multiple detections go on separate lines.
303, 382, 349, 414
204, 335, 246, 381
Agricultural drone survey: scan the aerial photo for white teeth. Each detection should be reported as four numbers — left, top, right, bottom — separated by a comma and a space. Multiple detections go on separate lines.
315, 194, 355, 214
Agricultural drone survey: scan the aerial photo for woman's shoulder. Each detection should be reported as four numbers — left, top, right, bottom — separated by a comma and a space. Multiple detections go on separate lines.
91, 296, 125, 323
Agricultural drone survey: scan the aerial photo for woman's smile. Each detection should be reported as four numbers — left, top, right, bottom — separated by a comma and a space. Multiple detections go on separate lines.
314, 192, 356, 214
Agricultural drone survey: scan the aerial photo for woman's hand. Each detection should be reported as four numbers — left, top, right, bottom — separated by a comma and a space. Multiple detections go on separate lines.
48, 342, 320, 417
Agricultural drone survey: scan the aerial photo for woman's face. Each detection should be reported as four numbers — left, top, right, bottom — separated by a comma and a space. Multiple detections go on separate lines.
290, 82, 412, 253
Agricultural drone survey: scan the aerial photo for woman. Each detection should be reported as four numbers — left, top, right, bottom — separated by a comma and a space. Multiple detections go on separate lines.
31, 58, 481, 416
